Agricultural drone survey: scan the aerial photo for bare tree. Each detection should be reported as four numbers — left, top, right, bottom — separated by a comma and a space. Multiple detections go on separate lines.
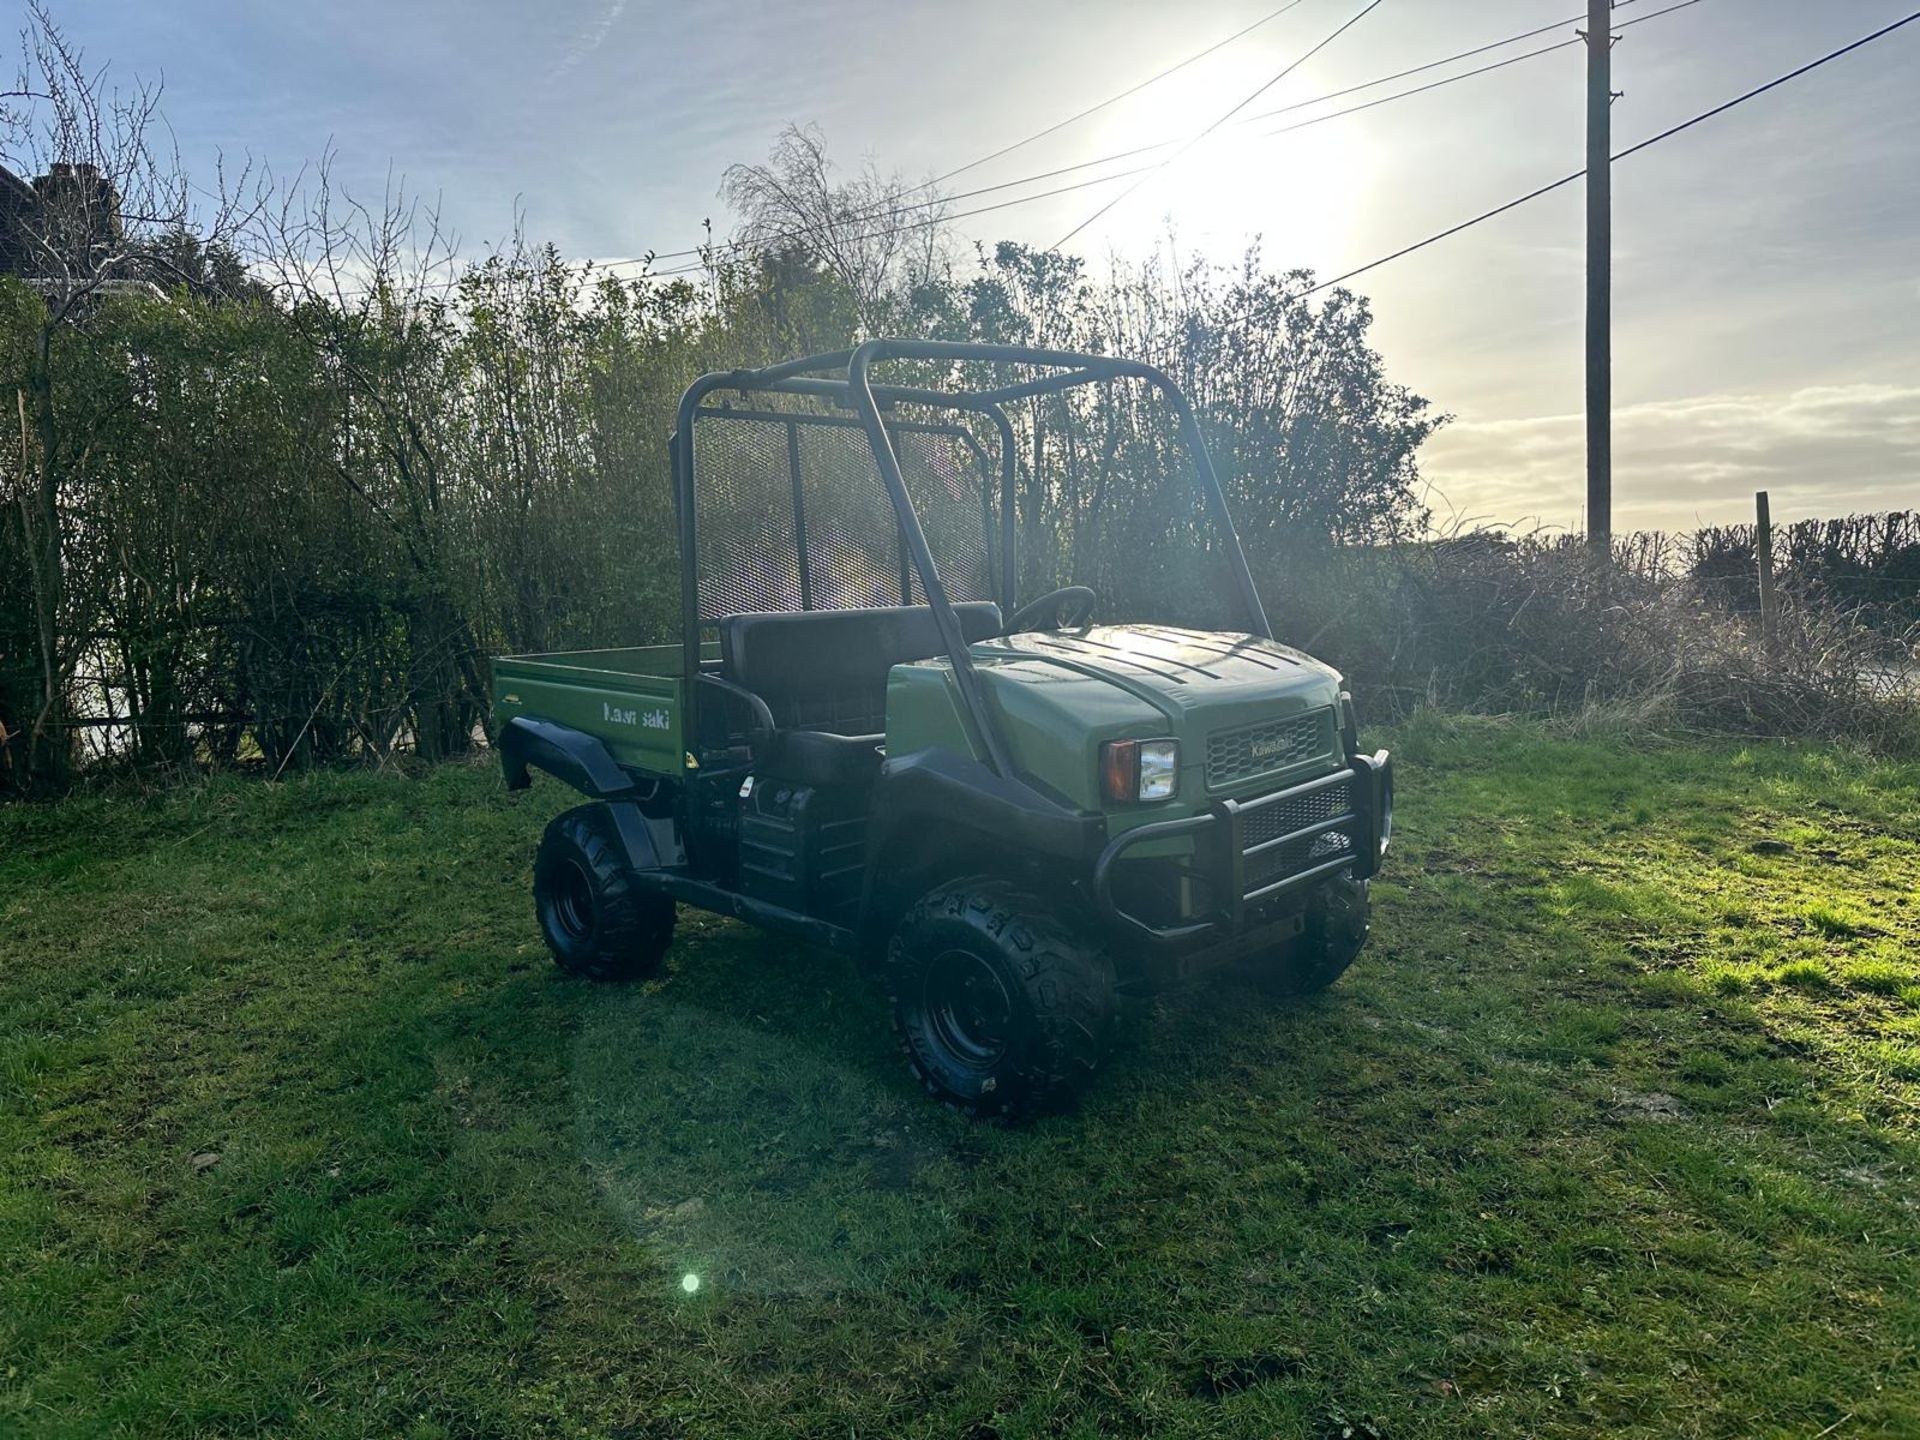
721, 124, 950, 331
252, 156, 489, 762
0, 1, 257, 789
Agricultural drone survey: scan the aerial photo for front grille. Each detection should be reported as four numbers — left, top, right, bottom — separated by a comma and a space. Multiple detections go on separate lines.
1241, 777, 1354, 891
1206, 709, 1329, 790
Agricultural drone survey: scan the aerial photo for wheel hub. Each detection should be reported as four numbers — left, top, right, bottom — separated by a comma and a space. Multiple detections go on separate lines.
924, 949, 1013, 1068
552, 858, 596, 939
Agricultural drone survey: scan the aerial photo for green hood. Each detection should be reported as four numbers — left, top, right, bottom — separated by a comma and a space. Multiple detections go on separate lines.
887, 625, 1346, 819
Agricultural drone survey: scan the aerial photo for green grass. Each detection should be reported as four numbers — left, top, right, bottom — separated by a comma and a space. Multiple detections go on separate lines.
3, 716, 1919, 1438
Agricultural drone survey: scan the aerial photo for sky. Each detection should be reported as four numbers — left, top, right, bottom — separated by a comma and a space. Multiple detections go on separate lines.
22, 0, 1920, 534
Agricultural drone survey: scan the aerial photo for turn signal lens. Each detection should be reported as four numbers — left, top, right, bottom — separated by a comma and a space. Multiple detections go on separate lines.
1100, 739, 1179, 803
1137, 740, 1179, 800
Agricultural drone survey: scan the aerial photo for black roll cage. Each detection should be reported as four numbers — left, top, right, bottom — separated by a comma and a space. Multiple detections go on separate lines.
670, 339, 1273, 784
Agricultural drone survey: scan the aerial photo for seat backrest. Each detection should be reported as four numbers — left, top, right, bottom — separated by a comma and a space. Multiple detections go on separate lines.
719, 602, 1004, 734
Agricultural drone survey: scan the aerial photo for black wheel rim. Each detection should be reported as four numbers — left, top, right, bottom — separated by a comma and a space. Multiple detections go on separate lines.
924, 948, 1014, 1069
553, 859, 596, 940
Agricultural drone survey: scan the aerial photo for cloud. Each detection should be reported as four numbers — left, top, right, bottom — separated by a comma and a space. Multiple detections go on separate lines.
549, 0, 628, 82
1419, 384, 1920, 534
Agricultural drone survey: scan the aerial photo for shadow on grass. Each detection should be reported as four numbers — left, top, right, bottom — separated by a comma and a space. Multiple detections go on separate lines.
572, 988, 968, 1298
564, 911, 1379, 1309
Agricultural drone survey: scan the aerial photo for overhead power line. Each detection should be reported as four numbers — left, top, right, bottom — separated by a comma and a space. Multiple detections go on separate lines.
635, 0, 1699, 273
1300, 8, 1920, 297
921, 0, 1653, 195
645, 0, 1899, 291
1243, 0, 1648, 123
959, 0, 1702, 196
617, 1, 1322, 277
1260, 34, 1581, 135
1050, 0, 1386, 251
933, 35, 1585, 206
924, 0, 1319, 192
332, 0, 1698, 295
672, 36, 1583, 267
1254, 0, 1704, 128
635, 1, 1702, 281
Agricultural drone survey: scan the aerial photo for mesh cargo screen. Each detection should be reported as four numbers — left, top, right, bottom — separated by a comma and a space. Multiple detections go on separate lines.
692, 412, 996, 621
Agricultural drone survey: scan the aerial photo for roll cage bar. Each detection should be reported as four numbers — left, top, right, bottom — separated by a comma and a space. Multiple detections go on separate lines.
671, 339, 1272, 784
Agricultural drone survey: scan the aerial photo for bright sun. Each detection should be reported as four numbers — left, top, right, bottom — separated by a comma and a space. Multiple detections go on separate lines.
1076, 64, 1376, 270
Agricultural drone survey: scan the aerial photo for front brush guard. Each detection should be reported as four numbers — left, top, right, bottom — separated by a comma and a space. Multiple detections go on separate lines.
1092, 750, 1391, 947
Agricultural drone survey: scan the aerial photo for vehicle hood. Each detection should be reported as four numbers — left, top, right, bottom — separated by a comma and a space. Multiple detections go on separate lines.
969, 624, 1341, 721
948, 625, 1346, 812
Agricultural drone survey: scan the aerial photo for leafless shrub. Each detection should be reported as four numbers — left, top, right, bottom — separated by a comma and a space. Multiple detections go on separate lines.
721, 123, 950, 331
1268, 527, 1920, 753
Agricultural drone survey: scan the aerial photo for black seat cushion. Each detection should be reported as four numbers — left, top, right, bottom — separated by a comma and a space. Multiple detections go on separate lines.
762, 729, 886, 787
719, 602, 1004, 736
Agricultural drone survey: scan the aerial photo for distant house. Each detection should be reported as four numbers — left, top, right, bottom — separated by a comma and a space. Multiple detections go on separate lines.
0, 159, 158, 299
0, 163, 38, 274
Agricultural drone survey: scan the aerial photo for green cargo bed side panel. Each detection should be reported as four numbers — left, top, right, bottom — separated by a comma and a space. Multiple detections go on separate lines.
493, 645, 705, 778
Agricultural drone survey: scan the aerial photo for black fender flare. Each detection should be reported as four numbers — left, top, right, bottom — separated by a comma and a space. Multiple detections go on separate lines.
857, 747, 1105, 951
499, 714, 639, 798
500, 718, 685, 873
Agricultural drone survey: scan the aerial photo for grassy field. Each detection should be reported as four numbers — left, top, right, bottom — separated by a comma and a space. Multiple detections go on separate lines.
3, 716, 1918, 1438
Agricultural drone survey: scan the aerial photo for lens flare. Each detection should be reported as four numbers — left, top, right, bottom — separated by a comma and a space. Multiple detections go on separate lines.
680, 1272, 700, 1294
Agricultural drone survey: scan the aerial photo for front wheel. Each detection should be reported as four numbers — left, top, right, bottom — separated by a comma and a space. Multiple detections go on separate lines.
533, 804, 674, 982
1241, 875, 1370, 997
887, 879, 1116, 1119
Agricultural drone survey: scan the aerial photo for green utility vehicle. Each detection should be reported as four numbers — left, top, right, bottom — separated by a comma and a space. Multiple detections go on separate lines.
494, 341, 1391, 1117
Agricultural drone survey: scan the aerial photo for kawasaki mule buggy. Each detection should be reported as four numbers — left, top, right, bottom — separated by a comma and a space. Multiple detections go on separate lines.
494, 340, 1391, 1118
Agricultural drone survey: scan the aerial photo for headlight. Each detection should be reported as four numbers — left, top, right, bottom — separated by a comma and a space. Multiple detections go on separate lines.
1137, 740, 1179, 800
1100, 738, 1179, 803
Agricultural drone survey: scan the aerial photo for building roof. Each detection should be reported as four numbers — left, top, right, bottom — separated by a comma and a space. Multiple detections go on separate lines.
0, 163, 37, 209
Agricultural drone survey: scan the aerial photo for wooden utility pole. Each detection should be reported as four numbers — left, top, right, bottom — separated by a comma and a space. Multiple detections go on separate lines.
1585, 0, 1613, 556
1755, 490, 1778, 649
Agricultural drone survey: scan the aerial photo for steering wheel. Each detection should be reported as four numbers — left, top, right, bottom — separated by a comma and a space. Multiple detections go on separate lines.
1005, 585, 1099, 635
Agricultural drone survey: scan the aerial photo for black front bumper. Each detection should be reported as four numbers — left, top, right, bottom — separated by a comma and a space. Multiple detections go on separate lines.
1092, 750, 1392, 947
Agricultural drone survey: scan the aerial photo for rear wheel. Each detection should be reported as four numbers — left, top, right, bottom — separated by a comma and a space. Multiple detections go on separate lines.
1241, 875, 1370, 997
534, 804, 674, 982
887, 878, 1116, 1119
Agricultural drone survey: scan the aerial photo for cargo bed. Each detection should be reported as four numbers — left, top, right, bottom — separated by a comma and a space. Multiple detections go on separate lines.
492, 644, 713, 779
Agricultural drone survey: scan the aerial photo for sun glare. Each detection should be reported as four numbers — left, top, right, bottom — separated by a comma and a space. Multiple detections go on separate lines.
1080, 65, 1375, 268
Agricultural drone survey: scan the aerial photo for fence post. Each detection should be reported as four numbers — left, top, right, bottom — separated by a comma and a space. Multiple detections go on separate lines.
1755, 490, 1778, 650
